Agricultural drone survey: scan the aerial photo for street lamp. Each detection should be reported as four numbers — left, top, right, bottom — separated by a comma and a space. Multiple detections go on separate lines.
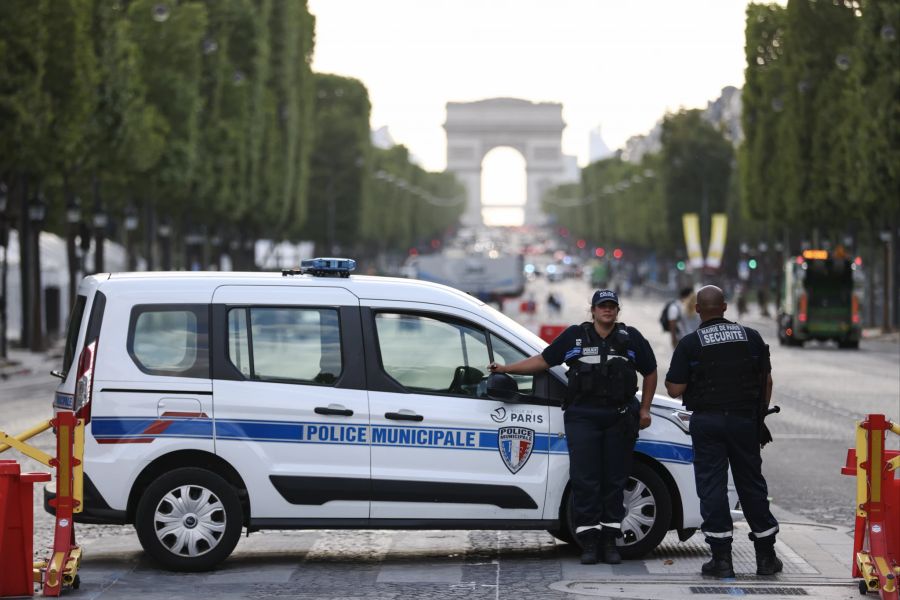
158, 217, 172, 270
65, 195, 81, 307
26, 191, 47, 351
124, 205, 139, 271
92, 203, 108, 274
28, 194, 47, 224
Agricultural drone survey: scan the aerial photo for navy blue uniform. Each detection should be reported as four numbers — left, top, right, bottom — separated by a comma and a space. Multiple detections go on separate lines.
667, 317, 779, 551
543, 323, 656, 537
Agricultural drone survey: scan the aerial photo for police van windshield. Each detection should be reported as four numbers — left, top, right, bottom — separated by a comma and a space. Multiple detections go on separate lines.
479, 302, 548, 353
62, 295, 87, 377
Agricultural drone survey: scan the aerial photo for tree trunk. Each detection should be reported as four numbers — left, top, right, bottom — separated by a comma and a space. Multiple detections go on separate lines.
92, 177, 105, 274
18, 175, 31, 348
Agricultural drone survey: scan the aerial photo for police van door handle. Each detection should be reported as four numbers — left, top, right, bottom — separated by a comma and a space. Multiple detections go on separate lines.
314, 405, 354, 417
385, 411, 424, 422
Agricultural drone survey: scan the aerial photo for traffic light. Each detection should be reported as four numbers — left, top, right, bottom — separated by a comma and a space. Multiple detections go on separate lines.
576, 239, 586, 249
748, 258, 758, 269
676, 261, 686, 271
595, 247, 605, 258
613, 248, 623, 260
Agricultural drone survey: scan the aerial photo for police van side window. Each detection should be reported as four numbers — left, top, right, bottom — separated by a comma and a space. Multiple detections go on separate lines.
226, 307, 342, 385
128, 305, 209, 377
489, 335, 534, 394
374, 313, 490, 397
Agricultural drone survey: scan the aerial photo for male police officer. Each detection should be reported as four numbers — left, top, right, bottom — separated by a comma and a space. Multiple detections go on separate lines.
490, 290, 657, 565
665, 285, 781, 578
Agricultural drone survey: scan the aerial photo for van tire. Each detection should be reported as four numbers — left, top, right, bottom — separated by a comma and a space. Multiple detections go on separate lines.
135, 467, 243, 572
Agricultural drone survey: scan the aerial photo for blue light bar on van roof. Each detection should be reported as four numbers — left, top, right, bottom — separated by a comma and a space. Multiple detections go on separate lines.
283, 257, 356, 278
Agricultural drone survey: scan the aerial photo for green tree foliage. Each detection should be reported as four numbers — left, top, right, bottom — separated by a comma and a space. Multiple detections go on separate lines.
127, 0, 207, 217
741, 0, 898, 242
850, 0, 899, 229
363, 145, 464, 256
42, 0, 97, 192
779, 0, 857, 231
89, 2, 167, 202
739, 3, 787, 225
543, 155, 667, 251
303, 73, 371, 255
661, 109, 735, 246
0, 0, 51, 178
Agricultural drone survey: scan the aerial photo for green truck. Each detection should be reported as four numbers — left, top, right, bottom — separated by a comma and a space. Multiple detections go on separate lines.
777, 250, 863, 348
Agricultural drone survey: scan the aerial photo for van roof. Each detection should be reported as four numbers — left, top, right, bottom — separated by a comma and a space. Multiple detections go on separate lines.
102, 271, 486, 306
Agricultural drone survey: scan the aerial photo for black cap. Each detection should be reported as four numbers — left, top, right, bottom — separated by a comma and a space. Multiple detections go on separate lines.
591, 289, 619, 306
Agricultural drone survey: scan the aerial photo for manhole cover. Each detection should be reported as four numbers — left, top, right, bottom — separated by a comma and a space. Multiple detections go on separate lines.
689, 587, 808, 595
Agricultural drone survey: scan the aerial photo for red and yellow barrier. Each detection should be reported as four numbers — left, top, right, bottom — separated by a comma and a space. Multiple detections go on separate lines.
842, 414, 900, 599
0, 413, 84, 597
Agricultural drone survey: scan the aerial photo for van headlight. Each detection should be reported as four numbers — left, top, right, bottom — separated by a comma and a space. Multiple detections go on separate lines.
650, 407, 691, 434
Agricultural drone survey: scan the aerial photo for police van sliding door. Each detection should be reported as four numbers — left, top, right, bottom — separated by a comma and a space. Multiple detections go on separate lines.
364, 305, 550, 522
211, 286, 369, 521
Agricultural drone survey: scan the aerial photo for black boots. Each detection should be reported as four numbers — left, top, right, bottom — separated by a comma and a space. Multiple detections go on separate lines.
755, 540, 784, 575
600, 531, 622, 564
701, 546, 736, 578
578, 529, 621, 565
577, 529, 599, 564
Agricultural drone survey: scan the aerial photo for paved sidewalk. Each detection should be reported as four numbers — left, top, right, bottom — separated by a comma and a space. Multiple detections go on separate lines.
0, 344, 64, 381
45, 504, 857, 600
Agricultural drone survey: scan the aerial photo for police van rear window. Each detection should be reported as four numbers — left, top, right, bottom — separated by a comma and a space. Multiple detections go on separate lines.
62, 295, 87, 377
127, 305, 209, 378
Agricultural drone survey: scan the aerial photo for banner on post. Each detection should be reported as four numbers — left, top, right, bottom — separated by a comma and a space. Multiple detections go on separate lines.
705, 214, 728, 269
682, 213, 704, 269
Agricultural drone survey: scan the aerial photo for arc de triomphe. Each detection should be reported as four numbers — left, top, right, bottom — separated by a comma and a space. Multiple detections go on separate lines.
444, 98, 577, 227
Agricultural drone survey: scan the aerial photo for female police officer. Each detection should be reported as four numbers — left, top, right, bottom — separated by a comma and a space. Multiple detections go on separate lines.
489, 289, 657, 564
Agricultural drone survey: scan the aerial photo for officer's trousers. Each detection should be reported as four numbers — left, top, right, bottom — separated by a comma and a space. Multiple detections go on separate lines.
564, 400, 638, 536
690, 410, 779, 550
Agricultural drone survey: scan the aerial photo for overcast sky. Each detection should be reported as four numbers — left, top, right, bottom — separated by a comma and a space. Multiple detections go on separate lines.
308, 0, 778, 171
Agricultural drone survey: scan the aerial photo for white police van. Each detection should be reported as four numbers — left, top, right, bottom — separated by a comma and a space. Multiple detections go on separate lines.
50, 260, 724, 571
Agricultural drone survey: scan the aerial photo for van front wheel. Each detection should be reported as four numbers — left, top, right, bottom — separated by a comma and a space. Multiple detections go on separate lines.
135, 467, 243, 572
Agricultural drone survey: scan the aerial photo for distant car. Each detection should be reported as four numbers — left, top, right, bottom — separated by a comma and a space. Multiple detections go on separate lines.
48, 260, 735, 571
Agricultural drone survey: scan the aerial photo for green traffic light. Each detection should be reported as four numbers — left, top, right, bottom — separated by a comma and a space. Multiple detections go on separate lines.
676, 261, 686, 271
748, 259, 758, 269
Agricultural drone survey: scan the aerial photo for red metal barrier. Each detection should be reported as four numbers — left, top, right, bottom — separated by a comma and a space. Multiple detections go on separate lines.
841, 414, 900, 599
0, 460, 50, 597
539, 324, 567, 343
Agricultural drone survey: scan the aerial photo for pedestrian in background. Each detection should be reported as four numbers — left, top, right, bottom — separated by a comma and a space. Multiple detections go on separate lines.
680, 289, 700, 336
665, 286, 694, 348
489, 290, 657, 565
664, 285, 781, 578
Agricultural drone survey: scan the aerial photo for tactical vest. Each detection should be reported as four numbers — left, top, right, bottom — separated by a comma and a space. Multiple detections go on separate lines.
564, 322, 639, 407
682, 320, 761, 411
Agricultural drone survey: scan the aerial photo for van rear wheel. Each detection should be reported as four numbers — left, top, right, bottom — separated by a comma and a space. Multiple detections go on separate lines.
135, 467, 243, 572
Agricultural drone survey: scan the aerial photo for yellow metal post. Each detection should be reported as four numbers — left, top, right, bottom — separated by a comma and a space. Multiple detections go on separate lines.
73, 419, 84, 513
856, 422, 868, 517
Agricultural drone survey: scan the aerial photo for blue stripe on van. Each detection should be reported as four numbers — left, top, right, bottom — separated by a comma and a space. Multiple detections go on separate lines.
89, 417, 693, 464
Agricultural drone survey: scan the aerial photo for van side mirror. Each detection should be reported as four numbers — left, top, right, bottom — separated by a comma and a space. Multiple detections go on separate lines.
484, 372, 519, 401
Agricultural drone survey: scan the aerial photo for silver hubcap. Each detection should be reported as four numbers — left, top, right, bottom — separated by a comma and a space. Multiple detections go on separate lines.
154, 484, 226, 557
620, 476, 657, 546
